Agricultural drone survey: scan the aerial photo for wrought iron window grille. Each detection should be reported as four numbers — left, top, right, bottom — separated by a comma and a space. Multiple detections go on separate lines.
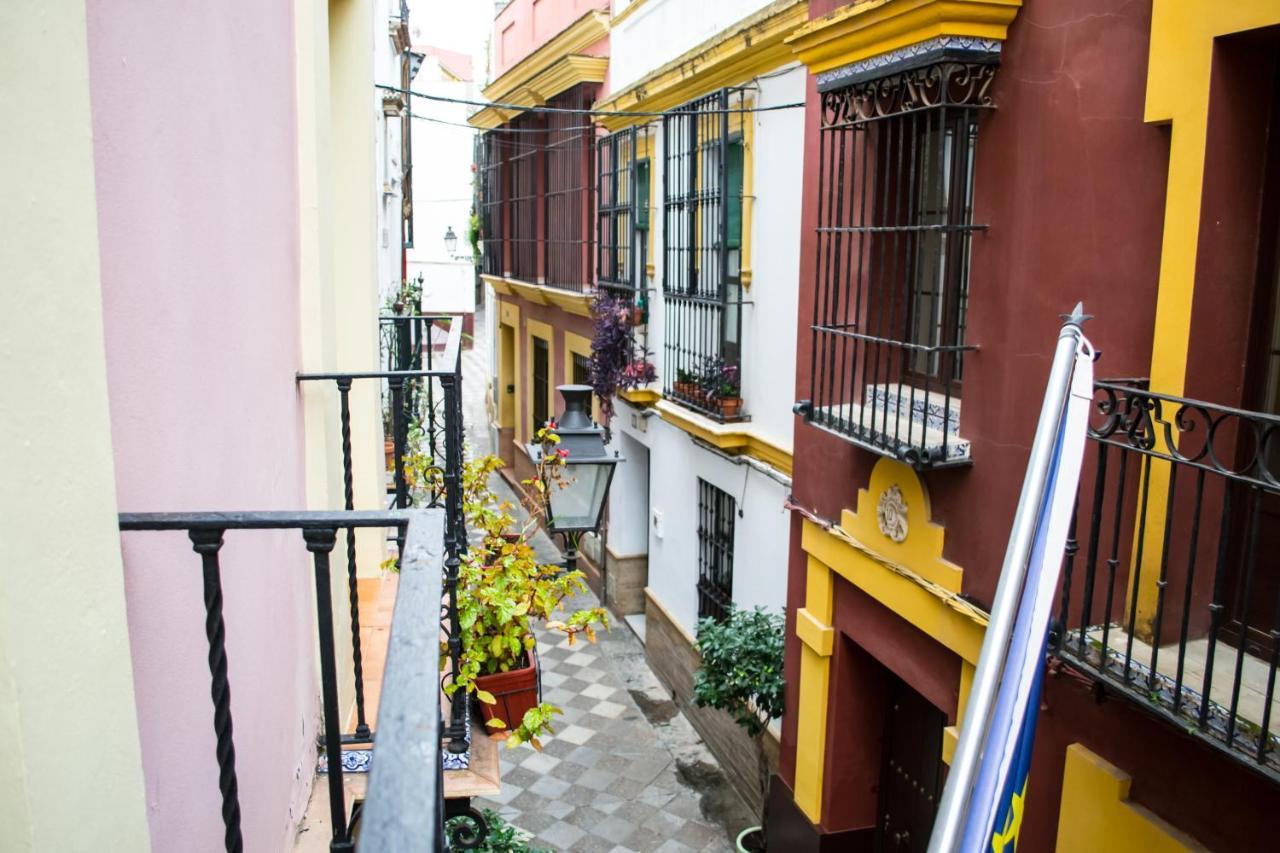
1054, 380, 1280, 784
801, 61, 995, 468
697, 479, 736, 622
544, 86, 595, 292
596, 126, 654, 298
477, 131, 504, 278
507, 113, 542, 282
662, 88, 750, 423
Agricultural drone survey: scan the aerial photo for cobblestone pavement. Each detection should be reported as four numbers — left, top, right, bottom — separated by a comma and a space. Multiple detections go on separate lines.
460, 307, 744, 852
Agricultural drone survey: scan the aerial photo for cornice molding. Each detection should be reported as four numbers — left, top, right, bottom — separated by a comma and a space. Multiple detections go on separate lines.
594, 0, 808, 132
470, 55, 609, 129
786, 0, 1020, 75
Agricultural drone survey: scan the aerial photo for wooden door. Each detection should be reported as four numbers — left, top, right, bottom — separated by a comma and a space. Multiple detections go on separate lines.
876, 676, 946, 853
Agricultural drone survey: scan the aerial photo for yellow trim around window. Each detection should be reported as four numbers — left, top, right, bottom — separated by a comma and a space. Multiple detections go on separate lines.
526, 318, 555, 441
786, 0, 1022, 74
1126, 0, 1280, 637
610, 0, 652, 29
593, 0, 808, 132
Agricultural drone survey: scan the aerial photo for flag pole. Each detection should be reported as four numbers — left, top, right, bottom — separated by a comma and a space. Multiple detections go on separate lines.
928, 305, 1090, 853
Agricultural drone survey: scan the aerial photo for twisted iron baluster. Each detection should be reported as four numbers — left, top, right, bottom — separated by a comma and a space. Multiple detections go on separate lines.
337, 378, 370, 741
304, 527, 350, 847
189, 528, 244, 853
442, 370, 469, 753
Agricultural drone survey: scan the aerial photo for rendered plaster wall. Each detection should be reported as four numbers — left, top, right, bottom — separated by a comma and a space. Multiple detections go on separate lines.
0, 2, 150, 849
87, 0, 323, 848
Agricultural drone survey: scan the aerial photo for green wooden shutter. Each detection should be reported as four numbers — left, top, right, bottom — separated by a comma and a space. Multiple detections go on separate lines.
725, 140, 744, 249
634, 159, 651, 231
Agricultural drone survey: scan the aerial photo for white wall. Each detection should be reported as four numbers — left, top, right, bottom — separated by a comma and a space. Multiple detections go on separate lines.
614, 401, 790, 633
608, 0, 778, 93
406, 57, 479, 315
375, 0, 405, 305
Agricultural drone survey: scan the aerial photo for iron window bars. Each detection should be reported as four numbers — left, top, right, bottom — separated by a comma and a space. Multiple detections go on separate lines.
697, 478, 736, 622
477, 131, 504, 277
1054, 380, 1280, 783
507, 112, 542, 282
801, 61, 994, 468
662, 88, 748, 422
544, 86, 595, 292
596, 126, 652, 297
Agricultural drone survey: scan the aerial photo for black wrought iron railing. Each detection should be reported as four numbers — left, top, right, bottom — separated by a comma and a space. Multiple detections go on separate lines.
118, 510, 448, 853
477, 131, 504, 278
1054, 380, 1280, 783
801, 61, 993, 469
300, 316, 467, 752
544, 86, 594, 293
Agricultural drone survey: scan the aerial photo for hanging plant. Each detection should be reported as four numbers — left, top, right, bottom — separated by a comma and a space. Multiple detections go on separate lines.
588, 289, 650, 424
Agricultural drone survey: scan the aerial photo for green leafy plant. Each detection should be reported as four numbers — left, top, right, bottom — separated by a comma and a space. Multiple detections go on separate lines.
694, 606, 785, 845
446, 808, 549, 853
445, 428, 609, 749
468, 209, 482, 260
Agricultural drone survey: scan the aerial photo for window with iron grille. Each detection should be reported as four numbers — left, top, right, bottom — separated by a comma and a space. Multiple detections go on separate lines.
804, 61, 992, 468
596, 127, 652, 297
477, 132, 504, 277
572, 351, 591, 386
663, 88, 747, 422
507, 113, 541, 282
545, 87, 595, 291
696, 479, 735, 622
532, 336, 549, 436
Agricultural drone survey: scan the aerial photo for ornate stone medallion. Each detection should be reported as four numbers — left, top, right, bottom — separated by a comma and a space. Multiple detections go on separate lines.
877, 484, 909, 543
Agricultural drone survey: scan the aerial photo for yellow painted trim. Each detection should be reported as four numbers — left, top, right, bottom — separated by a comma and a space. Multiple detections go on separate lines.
1119, 0, 1280, 637
1055, 744, 1208, 852
482, 273, 515, 296
499, 301, 523, 443
487, 11, 609, 96
563, 331, 601, 421
741, 95, 755, 288
483, 273, 593, 317
942, 660, 975, 765
794, 556, 836, 822
801, 517, 986, 664
594, 0, 808, 132
610, 0, 652, 29
786, 0, 1021, 74
654, 399, 794, 476
796, 607, 835, 656
470, 55, 610, 129
619, 387, 661, 405
526, 318, 555, 442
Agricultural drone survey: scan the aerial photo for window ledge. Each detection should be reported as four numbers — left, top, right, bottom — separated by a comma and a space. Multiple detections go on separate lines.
810, 384, 971, 468
654, 400, 793, 476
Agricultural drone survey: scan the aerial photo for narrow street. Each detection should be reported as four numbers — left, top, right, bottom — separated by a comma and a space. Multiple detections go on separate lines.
462, 308, 753, 852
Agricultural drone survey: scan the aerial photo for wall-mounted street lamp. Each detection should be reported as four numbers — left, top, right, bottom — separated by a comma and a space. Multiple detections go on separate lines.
525, 385, 622, 572
443, 225, 458, 256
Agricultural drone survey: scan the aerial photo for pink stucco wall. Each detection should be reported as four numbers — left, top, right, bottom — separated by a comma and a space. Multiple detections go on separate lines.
492, 0, 610, 79
87, 2, 316, 851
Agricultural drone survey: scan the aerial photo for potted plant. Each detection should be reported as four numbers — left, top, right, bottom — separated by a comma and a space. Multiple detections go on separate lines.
620, 358, 657, 390
674, 367, 700, 401
446, 429, 610, 749
693, 607, 785, 852
699, 357, 742, 419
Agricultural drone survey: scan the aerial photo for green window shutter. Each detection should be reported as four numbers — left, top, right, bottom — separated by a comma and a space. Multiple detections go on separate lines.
634, 159, 651, 231
725, 140, 744, 249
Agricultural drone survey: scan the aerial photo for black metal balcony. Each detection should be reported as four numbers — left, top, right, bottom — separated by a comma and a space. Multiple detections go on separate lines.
1054, 380, 1280, 783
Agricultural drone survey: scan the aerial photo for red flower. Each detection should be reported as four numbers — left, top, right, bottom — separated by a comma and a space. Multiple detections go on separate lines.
557, 448, 569, 458
547, 419, 558, 429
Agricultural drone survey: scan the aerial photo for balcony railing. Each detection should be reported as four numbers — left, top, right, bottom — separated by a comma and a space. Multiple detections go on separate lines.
119, 509, 448, 852
1054, 380, 1280, 783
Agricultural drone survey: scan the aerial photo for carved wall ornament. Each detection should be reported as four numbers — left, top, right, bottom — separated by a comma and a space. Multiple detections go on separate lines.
877, 484, 909, 543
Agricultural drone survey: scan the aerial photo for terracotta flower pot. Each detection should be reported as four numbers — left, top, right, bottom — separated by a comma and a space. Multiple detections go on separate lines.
629, 306, 645, 326
674, 381, 698, 400
384, 439, 395, 471
717, 396, 743, 419
474, 651, 539, 733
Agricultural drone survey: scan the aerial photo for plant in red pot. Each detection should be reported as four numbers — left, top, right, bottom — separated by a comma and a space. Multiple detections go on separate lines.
445, 434, 609, 750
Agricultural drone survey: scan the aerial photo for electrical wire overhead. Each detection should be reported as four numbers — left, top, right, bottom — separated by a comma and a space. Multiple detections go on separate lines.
376, 83, 804, 118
